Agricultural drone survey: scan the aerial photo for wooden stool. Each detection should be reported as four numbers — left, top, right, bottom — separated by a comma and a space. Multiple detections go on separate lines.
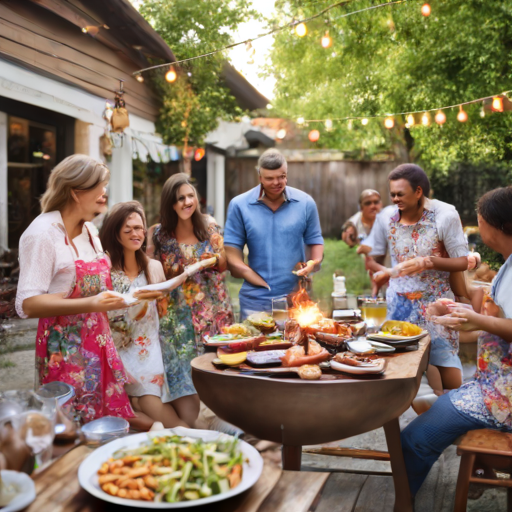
455, 429, 512, 512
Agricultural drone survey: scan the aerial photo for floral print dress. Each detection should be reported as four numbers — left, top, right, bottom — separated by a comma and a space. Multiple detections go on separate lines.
109, 270, 170, 401
35, 230, 134, 423
386, 208, 462, 370
153, 223, 234, 400
451, 259, 512, 430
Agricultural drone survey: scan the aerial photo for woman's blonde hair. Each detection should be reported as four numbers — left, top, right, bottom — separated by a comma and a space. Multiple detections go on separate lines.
40, 154, 110, 213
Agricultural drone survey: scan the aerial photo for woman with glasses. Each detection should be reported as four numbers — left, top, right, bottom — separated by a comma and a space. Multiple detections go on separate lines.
15, 155, 134, 423
342, 189, 382, 247
100, 201, 190, 428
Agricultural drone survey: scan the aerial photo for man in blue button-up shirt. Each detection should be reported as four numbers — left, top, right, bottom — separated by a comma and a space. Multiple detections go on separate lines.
224, 149, 324, 318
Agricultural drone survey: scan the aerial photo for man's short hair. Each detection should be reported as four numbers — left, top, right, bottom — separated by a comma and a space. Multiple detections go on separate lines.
257, 149, 287, 172
388, 163, 431, 198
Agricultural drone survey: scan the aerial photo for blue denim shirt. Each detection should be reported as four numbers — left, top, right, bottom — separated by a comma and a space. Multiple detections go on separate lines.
224, 185, 323, 313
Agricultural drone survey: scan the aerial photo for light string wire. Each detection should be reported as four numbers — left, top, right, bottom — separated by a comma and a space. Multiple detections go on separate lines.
298, 89, 512, 123
133, 0, 408, 75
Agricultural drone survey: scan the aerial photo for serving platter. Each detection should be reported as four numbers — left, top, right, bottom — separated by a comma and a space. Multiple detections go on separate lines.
78, 427, 263, 509
330, 359, 386, 375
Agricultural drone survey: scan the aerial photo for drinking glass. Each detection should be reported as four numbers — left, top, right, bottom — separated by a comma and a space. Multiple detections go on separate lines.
359, 298, 387, 332
272, 296, 289, 330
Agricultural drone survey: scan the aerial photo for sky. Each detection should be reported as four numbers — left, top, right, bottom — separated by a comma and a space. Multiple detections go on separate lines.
130, 0, 276, 102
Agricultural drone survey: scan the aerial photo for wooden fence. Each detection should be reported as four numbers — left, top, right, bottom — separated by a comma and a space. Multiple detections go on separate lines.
225, 157, 397, 238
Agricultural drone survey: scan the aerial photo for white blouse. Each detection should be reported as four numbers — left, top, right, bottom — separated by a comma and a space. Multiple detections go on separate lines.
15, 211, 103, 319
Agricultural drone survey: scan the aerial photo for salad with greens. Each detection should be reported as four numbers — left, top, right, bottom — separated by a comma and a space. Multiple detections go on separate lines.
99, 434, 244, 503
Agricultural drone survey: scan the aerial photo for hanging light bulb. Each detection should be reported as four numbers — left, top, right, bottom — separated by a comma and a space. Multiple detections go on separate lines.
406, 114, 415, 127
480, 107, 486, 118
421, 3, 431, 16
457, 105, 468, 123
421, 113, 430, 126
165, 68, 177, 83
361, 118, 369, 126
384, 117, 394, 129
434, 110, 446, 125
135, 73, 144, 83
321, 31, 332, 48
276, 128, 287, 140
325, 119, 333, 131
297, 116, 305, 126
295, 22, 307, 37
492, 96, 504, 113
308, 129, 320, 142
194, 148, 205, 161
347, 119, 353, 130
246, 41, 256, 65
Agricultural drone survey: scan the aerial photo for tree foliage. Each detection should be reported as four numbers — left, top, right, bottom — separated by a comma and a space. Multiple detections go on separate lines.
138, 0, 257, 147
266, 0, 512, 171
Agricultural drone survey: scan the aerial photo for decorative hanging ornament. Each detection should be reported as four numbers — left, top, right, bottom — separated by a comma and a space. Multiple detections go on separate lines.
434, 110, 446, 125
165, 68, 177, 83
406, 114, 415, 127
421, 113, 430, 126
110, 80, 130, 133
421, 3, 431, 16
321, 31, 332, 48
308, 129, 320, 142
361, 118, 369, 126
325, 119, 333, 131
492, 96, 504, 112
457, 105, 468, 123
295, 23, 307, 37
384, 117, 394, 129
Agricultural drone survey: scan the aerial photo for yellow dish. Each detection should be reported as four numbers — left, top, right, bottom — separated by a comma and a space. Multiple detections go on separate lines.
218, 352, 248, 366
380, 320, 422, 337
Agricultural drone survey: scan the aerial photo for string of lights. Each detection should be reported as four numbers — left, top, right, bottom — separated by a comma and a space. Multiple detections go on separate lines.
286, 90, 511, 141
133, 0, 409, 78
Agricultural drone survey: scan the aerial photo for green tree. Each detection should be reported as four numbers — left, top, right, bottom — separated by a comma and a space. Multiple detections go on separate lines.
267, 0, 512, 170
138, 0, 258, 157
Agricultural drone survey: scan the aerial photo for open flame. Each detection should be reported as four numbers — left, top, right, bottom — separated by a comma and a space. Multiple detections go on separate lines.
289, 288, 323, 328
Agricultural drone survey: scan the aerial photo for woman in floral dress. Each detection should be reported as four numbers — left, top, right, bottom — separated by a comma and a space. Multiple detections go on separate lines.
101, 202, 190, 428
148, 173, 233, 427
363, 164, 469, 394
400, 185, 512, 496
15, 155, 133, 423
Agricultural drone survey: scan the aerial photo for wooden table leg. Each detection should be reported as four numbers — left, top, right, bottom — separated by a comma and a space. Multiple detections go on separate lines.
282, 445, 302, 471
384, 418, 413, 512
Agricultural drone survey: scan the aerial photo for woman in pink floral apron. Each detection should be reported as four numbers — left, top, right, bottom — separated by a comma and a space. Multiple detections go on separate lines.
400, 185, 512, 496
16, 155, 134, 423
363, 164, 469, 393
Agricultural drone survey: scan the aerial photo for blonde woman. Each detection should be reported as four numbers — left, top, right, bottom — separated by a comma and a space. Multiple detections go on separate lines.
15, 154, 134, 423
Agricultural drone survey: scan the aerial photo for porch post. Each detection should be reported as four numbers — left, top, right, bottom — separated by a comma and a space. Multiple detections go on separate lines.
0, 112, 7, 255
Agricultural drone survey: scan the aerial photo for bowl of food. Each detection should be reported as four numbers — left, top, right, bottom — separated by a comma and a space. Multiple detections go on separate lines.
81, 416, 129, 444
78, 427, 263, 508
246, 312, 276, 334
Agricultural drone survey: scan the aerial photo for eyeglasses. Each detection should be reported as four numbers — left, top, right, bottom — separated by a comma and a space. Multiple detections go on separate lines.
362, 200, 381, 206
123, 227, 146, 235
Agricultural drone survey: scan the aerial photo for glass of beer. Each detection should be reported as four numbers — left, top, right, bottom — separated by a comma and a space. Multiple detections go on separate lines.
272, 296, 289, 331
359, 297, 387, 332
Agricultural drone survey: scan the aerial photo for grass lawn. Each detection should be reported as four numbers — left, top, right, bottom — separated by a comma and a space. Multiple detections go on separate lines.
226, 239, 371, 316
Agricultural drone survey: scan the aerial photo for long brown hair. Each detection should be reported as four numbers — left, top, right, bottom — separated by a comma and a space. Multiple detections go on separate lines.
99, 201, 152, 283
159, 173, 209, 242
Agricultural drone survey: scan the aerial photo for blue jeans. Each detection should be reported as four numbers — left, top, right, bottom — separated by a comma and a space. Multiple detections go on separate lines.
401, 393, 491, 495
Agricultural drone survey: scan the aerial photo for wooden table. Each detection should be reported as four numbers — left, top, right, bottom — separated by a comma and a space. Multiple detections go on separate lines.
26, 443, 401, 512
191, 338, 430, 512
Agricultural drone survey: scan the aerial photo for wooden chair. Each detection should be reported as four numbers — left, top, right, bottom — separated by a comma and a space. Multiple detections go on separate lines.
455, 429, 512, 512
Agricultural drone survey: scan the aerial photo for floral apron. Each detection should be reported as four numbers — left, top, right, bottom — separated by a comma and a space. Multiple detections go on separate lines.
35, 226, 134, 423
386, 208, 461, 369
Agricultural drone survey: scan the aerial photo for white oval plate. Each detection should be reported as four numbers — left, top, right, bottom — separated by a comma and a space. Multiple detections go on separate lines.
331, 359, 386, 375
367, 329, 428, 342
0, 470, 36, 512
78, 427, 263, 508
